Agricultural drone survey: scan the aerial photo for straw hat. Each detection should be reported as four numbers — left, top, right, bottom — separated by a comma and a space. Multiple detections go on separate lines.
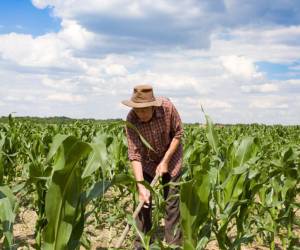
122, 85, 162, 108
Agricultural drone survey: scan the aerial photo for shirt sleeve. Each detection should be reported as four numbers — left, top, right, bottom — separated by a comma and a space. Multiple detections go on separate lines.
125, 116, 142, 162
170, 102, 184, 139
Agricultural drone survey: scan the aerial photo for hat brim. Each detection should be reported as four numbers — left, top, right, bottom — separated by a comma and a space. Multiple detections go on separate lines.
121, 99, 162, 108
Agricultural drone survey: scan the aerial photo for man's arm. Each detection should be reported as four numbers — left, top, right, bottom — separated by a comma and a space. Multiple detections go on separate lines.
126, 125, 150, 206
131, 160, 144, 182
131, 160, 150, 206
156, 137, 180, 176
156, 101, 183, 176
162, 137, 180, 163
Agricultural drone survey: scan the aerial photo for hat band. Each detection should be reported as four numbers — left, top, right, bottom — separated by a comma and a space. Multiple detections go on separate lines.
131, 97, 156, 103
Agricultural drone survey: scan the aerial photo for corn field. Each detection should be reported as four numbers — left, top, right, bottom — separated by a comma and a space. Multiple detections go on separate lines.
0, 114, 299, 250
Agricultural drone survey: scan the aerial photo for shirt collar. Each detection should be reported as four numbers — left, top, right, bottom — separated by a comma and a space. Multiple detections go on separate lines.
154, 106, 164, 118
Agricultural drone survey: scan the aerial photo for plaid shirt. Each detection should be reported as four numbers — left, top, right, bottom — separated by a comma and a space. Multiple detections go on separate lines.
125, 97, 183, 177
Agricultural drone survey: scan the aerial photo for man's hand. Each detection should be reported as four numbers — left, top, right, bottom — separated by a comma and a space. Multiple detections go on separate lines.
137, 184, 151, 208
156, 160, 168, 176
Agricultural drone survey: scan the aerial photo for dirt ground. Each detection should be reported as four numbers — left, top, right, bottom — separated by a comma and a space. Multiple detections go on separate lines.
1, 191, 300, 249
5, 207, 299, 250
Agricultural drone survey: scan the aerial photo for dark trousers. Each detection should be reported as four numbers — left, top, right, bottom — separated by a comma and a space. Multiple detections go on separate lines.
134, 172, 182, 248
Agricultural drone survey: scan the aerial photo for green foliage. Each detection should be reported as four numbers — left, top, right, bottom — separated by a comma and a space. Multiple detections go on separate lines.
0, 185, 17, 249
0, 115, 299, 249
181, 114, 300, 249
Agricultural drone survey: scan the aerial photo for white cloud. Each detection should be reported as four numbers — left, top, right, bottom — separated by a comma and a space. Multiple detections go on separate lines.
31, 0, 54, 9
0, 32, 69, 67
58, 19, 94, 49
208, 26, 300, 63
286, 79, 300, 85
0, 1, 299, 124
201, 99, 232, 109
221, 55, 259, 79
42, 77, 79, 90
249, 97, 289, 109
185, 97, 232, 109
241, 83, 279, 93
4, 96, 20, 102
46, 93, 86, 102
3, 94, 38, 103
233, 26, 300, 46
0, 20, 94, 68
141, 73, 202, 91
29, 0, 300, 54
31, 0, 208, 20
105, 64, 128, 76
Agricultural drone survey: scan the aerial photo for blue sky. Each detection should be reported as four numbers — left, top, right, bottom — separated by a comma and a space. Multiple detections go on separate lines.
0, 0, 300, 124
257, 62, 300, 80
0, 0, 60, 35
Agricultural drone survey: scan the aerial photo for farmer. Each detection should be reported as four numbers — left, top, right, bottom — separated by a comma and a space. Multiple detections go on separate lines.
122, 84, 183, 249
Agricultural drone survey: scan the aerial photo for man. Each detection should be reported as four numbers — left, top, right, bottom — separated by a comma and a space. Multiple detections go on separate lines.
122, 84, 183, 249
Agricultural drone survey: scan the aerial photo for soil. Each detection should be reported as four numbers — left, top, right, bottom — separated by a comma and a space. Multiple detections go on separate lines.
1, 190, 299, 249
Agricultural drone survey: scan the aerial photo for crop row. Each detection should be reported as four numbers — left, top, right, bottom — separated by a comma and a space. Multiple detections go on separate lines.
0, 115, 299, 249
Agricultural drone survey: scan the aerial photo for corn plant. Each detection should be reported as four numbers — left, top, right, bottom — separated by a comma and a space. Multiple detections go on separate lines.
0, 185, 17, 249
42, 133, 114, 249
180, 114, 300, 250
0, 116, 299, 249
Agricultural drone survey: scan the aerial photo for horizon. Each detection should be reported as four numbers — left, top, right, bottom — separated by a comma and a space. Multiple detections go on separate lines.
1, 114, 300, 126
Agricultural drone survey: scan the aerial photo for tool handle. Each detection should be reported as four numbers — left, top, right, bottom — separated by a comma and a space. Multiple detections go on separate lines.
115, 173, 160, 248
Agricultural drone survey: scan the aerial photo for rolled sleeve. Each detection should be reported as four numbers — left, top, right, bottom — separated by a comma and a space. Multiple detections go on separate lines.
170, 103, 183, 139
125, 124, 142, 162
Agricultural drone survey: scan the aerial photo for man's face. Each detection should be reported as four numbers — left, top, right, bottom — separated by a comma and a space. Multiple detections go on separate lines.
133, 107, 154, 122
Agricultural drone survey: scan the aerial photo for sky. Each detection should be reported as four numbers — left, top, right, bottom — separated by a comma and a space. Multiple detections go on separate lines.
0, 0, 300, 124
